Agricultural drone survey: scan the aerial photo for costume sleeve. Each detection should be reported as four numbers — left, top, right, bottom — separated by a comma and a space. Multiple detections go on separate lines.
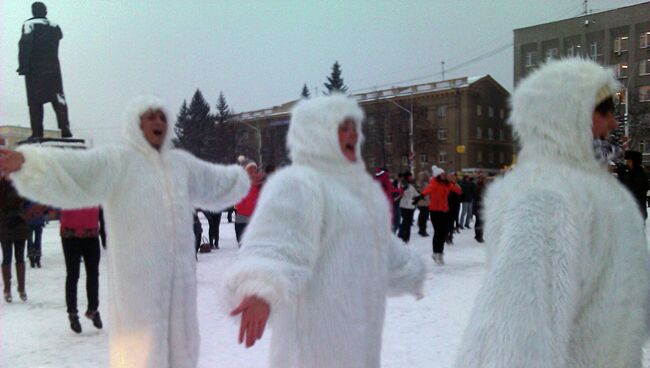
454, 192, 579, 368
11, 145, 121, 209
386, 235, 426, 297
17, 23, 33, 74
223, 170, 324, 311
182, 152, 250, 212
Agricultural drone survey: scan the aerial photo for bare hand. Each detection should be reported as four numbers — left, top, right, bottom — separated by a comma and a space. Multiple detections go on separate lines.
0, 149, 25, 176
230, 295, 270, 348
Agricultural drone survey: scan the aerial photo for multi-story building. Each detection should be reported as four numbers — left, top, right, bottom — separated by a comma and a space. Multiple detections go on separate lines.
514, 2, 650, 153
232, 75, 513, 175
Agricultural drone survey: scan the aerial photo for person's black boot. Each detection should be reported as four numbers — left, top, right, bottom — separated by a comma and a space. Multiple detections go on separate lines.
36, 257, 41, 268
69, 313, 82, 333
85, 310, 103, 329
29, 257, 35, 268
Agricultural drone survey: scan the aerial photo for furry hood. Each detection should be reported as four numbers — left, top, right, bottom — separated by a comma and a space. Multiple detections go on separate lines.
287, 94, 365, 172
511, 58, 621, 166
123, 96, 175, 154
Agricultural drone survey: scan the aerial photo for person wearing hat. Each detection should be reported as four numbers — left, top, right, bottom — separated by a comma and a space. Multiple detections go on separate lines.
17, 2, 73, 139
421, 165, 461, 265
454, 59, 650, 368
618, 150, 649, 219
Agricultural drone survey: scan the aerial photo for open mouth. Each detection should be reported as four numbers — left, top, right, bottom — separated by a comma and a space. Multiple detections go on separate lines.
153, 129, 164, 137
345, 143, 355, 152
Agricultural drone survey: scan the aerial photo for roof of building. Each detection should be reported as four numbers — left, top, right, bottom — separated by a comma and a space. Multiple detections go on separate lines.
235, 75, 507, 122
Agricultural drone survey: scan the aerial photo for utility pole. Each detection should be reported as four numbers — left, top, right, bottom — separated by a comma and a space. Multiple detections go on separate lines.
441, 61, 445, 80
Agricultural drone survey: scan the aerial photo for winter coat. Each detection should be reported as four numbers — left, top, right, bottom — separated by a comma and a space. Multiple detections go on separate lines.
618, 167, 649, 219
459, 179, 477, 203
11, 96, 250, 368
59, 207, 101, 239
398, 183, 419, 210
224, 95, 425, 368
416, 178, 430, 208
454, 59, 650, 368
234, 183, 261, 217
17, 17, 65, 105
0, 179, 29, 242
421, 178, 461, 212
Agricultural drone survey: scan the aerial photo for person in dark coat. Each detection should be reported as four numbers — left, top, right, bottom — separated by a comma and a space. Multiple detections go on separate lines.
202, 210, 222, 249
17, 2, 72, 139
458, 175, 477, 229
618, 150, 649, 219
0, 179, 30, 303
473, 174, 487, 243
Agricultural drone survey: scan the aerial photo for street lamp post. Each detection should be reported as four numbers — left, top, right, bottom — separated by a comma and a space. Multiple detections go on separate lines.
240, 121, 262, 166
388, 99, 414, 174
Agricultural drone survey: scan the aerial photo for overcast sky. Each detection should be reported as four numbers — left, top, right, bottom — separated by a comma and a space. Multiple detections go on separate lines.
0, 0, 644, 145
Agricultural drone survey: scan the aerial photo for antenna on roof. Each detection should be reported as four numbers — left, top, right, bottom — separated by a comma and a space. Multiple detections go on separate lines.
582, 0, 589, 15
441, 61, 445, 80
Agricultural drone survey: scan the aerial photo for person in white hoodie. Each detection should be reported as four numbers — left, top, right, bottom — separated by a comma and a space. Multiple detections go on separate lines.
224, 94, 426, 368
454, 59, 650, 367
0, 96, 250, 368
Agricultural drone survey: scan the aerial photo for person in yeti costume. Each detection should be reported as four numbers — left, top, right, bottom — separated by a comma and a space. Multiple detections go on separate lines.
454, 59, 650, 367
0, 96, 250, 368
224, 94, 426, 368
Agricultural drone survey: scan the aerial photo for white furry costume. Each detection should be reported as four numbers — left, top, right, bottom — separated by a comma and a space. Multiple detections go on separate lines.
454, 59, 650, 367
224, 95, 426, 368
11, 96, 250, 368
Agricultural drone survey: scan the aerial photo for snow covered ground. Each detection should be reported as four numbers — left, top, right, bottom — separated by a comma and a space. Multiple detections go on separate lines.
1, 215, 648, 367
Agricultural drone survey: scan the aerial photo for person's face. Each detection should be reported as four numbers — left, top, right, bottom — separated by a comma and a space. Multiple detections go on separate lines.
592, 110, 618, 138
140, 110, 167, 150
338, 118, 358, 162
245, 164, 258, 179
626, 159, 634, 169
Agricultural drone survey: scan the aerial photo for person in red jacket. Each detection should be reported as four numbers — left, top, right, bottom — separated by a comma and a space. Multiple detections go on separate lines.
421, 165, 461, 265
59, 207, 105, 333
234, 163, 263, 246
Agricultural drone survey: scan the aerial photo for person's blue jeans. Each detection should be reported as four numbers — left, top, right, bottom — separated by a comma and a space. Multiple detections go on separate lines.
459, 202, 473, 227
27, 225, 43, 258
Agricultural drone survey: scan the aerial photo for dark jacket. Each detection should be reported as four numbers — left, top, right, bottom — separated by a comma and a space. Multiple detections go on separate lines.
18, 16, 65, 105
618, 167, 649, 219
0, 180, 30, 242
459, 179, 477, 203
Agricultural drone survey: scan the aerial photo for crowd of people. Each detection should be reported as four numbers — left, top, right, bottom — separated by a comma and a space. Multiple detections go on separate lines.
0, 50, 649, 368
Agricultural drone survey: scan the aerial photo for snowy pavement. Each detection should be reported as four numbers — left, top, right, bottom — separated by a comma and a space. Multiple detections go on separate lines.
1, 216, 648, 367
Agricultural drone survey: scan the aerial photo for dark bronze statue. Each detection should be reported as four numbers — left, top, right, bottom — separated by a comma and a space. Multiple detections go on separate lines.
17, 2, 72, 139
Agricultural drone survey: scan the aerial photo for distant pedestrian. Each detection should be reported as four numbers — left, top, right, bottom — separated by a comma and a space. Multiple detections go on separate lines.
422, 166, 461, 265
618, 150, 649, 219
397, 172, 419, 243
415, 171, 430, 236
458, 175, 476, 229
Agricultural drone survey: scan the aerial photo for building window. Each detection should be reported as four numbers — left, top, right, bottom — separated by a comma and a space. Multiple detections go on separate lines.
420, 153, 428, 164
401, 155, 408, 166
476, 126, 482, 139
438, 128, 447, 140
437, 105, 447, 118
385, 133, 392, 144
242, 131, 249, 140
640, 59, 650, 76
589, 41, 602, 62
566, 44, 576, 57
477, 151, 483, 163
489, 151, 495, 164
641, 141, 646, 153
367, 116, 375, 126
385, 155, 392, 168
615, 63, 629, 78
499, 108, 505, 119
476, 105, 482, 116
438, 151, 447, 164
545, 48, 559, 60
525, 51, 537, 67
488, 128, 494, 140
499, 129, 505, 140
369, 157, 376, 168
640, 31, 650, 49
640, 86, 650, 102
488, 106, 494, 118
613, 36, 629, 54
499, 151, 505, 164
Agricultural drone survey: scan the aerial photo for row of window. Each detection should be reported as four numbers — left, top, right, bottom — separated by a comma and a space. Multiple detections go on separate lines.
614, 59, 650, 78
382, 126, 507, 144
476, 105, 506, 119
524, 31, 650, 67
369, 150, 507, 168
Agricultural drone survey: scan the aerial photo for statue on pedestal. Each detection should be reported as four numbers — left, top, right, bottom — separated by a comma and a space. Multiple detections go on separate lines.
17, 2, 72, 140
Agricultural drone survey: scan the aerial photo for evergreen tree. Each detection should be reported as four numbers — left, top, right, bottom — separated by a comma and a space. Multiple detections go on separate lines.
174, 89, 213, 158
215, 91, 230, 124
173, 99, 190, 148
324, 61, 348, 94
301, 84, 311, 99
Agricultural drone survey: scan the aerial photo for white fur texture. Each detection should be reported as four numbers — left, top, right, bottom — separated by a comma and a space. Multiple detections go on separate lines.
223, 95, 425, 368
12, 96, 250, 368
454, 59, 650, 368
